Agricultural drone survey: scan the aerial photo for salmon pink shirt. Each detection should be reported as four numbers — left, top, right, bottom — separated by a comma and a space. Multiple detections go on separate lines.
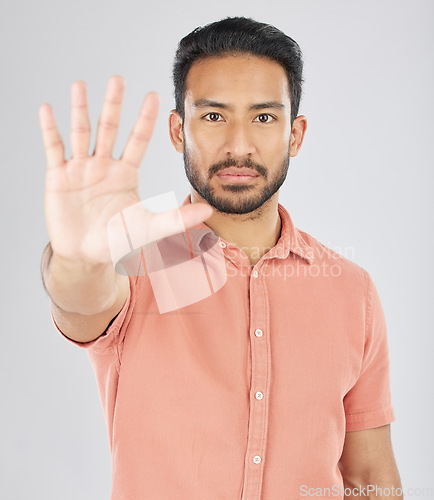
52, 195, 395, 500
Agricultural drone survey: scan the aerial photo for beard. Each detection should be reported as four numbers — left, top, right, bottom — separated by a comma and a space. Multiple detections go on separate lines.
183, 143, 290, 215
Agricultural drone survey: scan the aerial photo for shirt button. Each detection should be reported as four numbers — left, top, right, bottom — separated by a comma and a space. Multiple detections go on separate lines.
253, 455, 262, 464
252, 270, 259, 278
218, 240, 227, 248
254, 329, 263, 337
255, 392, 264, 400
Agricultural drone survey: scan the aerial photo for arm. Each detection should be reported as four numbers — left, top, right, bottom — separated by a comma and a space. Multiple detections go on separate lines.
39, 76, 212, 343
338, 425, 403, 499
41, 242, 129, 343
39, 76, 153, 343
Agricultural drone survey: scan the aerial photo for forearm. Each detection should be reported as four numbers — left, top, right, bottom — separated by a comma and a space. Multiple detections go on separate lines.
343, 472, 403, 499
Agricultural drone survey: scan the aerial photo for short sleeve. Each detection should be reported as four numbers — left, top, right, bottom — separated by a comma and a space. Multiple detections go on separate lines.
50, 275, 136, 350
343, 271, 395, 431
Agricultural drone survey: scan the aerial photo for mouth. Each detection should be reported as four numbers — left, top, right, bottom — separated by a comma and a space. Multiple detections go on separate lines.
216, 167, 260, 184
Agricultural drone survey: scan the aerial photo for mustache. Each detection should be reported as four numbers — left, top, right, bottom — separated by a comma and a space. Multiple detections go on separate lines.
208, 158, 268, 179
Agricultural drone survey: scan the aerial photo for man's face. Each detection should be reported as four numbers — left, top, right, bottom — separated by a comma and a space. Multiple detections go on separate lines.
172, 54, 295, 214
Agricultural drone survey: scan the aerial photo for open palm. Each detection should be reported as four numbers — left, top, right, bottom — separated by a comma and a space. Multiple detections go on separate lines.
40, 76, 211, 266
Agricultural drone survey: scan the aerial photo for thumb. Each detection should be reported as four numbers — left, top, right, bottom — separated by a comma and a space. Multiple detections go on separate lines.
108, 202, 214, 266
178, 203, 213, 229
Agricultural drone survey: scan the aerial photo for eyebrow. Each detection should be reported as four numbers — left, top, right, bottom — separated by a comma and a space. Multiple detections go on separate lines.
193, 99, 285, 111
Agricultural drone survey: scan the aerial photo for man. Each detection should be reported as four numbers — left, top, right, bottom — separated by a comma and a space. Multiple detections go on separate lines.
40, 17, 403, 500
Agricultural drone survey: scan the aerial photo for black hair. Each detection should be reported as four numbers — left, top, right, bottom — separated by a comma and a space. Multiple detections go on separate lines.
173, 16, 304, 124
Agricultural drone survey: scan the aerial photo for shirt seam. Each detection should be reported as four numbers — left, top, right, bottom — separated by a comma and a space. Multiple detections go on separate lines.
345, 404, 393, 417
364, 269, 374, 333
358, 268, 372, 379
117, 274, 140, 370
90, 274, 138, 362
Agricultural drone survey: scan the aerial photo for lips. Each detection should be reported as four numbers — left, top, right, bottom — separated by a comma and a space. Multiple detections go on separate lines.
215, 166, 260, 184
216, 167, 260, 177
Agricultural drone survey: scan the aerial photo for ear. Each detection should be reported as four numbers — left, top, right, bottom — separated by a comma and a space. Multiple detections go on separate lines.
169, 109, 184, 153
289, 115, 308, 157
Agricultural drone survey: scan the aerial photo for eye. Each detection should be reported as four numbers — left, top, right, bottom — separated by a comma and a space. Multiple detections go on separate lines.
204, 112, 223, 122
254, 114, 275, 123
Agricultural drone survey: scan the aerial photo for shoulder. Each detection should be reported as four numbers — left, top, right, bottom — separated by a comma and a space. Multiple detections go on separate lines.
296, 227, 371, 294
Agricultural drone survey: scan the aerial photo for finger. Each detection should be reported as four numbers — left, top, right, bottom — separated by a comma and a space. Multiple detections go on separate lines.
94, 75, 125, 158
121, 91, 159, 168
70, 81, 91, 159
39, 103, 65, 169
142, 203, 213, 243
107, 203, 214, 276
177, 203, 214, 229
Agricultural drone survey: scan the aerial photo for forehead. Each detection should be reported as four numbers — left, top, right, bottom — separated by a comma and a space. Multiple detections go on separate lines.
184, 54, 290, 106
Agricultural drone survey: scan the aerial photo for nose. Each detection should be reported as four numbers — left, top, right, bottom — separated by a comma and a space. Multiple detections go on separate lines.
224, 121, 256, 157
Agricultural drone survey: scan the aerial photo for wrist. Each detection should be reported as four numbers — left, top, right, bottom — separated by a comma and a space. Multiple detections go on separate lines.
41, 242, 120, 315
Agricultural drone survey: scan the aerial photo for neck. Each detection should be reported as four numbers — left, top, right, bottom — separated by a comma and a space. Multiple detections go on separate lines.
190, 189, 282, 266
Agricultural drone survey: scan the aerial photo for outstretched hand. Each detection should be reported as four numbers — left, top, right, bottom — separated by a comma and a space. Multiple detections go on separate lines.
39, 76, 212, 267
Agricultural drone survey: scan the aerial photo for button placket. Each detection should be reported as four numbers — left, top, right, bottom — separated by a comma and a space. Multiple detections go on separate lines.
241, 265, 271, 499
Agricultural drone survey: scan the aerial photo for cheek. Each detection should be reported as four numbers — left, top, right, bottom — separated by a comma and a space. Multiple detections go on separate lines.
259, 135, 291, 159
186, 127, 220, 160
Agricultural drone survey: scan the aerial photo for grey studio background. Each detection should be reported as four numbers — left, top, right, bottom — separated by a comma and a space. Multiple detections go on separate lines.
1, 0, 433, 498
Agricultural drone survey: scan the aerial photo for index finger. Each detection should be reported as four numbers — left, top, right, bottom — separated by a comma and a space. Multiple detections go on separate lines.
120, 92, 159, 168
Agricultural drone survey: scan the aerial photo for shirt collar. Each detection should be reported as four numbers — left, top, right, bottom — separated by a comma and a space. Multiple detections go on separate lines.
181, 194, 314, 265
275, 202, 314, 264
